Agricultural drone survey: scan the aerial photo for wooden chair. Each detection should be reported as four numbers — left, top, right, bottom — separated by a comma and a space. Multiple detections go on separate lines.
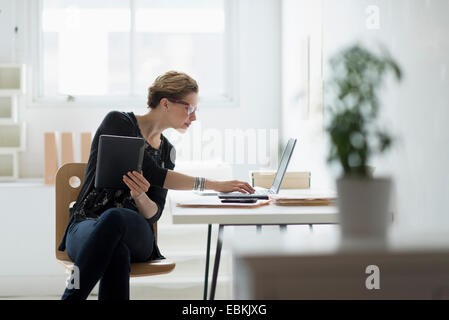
55, 163, 175, 277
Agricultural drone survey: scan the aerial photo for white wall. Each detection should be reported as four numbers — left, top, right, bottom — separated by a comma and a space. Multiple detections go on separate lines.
0, 0, 15, 61
320, 0, 449, 230
281, 0, 334, 190
0, 0, 281, 181
281, 0, 449, 229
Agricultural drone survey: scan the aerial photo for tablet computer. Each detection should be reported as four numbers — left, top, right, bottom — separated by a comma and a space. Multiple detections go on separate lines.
95, 134, 146, 189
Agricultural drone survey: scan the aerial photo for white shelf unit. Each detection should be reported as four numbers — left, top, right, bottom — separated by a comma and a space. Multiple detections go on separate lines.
0, 150, 18, 180
0, 64, 26, 95
0, 64, 26, 180
0, 94, 18, 123
0, 122, 26, 151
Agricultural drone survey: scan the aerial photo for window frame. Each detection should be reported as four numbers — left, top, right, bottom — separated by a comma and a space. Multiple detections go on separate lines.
26, 0, 240, 109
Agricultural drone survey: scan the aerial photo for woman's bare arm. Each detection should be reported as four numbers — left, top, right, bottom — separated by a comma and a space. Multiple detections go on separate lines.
123, 171, 158, 219
133, 193, 159, 220
163, 170, 255, 194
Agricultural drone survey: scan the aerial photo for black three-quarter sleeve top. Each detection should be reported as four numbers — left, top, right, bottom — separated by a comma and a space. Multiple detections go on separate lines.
57, 111, 176, 260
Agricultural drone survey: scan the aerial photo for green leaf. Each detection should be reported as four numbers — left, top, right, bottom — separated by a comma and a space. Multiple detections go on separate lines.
325, 43, 402, 176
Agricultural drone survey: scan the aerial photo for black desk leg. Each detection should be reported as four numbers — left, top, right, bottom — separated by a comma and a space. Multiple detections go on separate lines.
203, 224, 212, 300
256, 225, 262, 233
279, 224, 287, 232
209, 224, 224, 300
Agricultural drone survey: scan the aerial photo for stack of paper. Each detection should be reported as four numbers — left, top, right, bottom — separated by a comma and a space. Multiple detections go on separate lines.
269, 191, 337, 206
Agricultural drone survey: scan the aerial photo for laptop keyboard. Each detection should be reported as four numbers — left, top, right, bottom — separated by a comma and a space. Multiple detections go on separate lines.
219, 189, 274, 196
254, 189, 274, 195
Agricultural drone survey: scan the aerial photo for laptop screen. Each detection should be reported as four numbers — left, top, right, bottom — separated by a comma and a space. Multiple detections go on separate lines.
270, 138, 297, 192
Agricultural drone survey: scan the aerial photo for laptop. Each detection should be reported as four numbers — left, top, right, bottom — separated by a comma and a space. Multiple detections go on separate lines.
95, 134, 146, 189
218, 138, 297, 199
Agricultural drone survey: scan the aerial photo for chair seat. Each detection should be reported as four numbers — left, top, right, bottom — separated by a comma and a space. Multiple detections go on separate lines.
56, 256, 176, 277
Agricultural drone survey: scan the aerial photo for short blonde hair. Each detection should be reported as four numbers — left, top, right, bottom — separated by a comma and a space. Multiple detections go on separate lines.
147, 71, 199, 109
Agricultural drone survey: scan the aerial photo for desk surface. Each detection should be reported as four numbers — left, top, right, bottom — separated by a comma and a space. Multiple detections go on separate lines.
169, 190, 338, 225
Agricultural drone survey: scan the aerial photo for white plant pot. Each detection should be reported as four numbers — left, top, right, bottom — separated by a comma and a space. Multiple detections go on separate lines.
337, 176, 393, 245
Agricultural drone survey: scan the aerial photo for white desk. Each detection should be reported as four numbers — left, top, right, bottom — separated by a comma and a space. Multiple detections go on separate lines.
170, 190, 338, 225
169, 190, 338, 300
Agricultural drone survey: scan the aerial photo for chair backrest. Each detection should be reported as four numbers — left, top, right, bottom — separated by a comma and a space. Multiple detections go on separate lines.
55, 163, 158, 260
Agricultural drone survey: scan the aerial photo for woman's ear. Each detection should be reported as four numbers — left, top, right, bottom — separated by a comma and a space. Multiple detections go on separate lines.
160, 98, 169, 111
159, 98, 168, 112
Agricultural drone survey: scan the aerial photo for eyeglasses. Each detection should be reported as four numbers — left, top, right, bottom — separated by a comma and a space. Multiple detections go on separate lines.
166, 98, 198, 115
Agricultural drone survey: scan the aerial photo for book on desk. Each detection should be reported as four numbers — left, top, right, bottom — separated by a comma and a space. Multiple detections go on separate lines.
268, 191, 337, 206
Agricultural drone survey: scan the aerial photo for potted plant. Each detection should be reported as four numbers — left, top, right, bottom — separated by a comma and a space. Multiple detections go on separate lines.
325, 43, 402, 244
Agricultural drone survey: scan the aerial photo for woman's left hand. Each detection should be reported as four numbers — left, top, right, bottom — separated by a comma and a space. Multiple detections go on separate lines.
123, 171, 151, 199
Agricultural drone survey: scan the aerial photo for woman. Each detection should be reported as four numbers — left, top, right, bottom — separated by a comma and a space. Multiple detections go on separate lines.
59, 71, 254, 300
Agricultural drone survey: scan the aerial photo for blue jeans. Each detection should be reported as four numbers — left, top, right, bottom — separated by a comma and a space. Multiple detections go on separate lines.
61, 207, 154, 300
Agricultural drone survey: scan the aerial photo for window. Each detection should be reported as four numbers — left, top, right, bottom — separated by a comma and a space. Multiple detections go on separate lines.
35, 0, 237, 106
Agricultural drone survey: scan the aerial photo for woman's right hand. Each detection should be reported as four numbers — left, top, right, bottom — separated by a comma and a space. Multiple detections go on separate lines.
123, 170, 150, 200
209, 180, 255, 194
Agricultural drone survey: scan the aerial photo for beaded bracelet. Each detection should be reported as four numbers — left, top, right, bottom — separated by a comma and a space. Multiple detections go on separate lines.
194, 177, 199, 190
194, 177, 206, 191
200, 177, 206, 191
